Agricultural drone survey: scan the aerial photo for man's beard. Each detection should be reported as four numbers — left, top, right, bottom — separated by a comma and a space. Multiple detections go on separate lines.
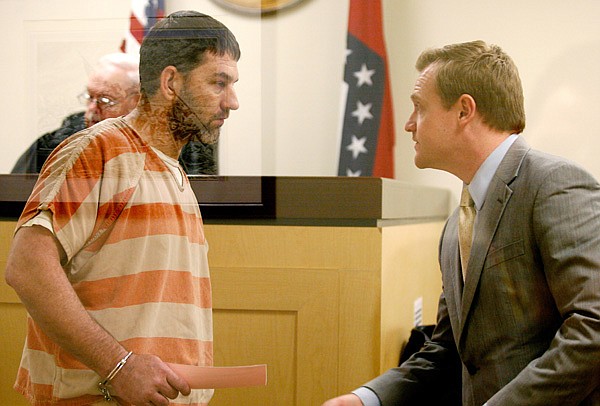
167, 94, 220, 145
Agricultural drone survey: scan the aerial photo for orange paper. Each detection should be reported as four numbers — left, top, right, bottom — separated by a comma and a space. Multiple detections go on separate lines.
167, 363, 267, 389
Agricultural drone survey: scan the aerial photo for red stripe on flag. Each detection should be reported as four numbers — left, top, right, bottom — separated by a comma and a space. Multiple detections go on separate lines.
348, 0, 386, 57
130, 13, 145, 44
121, 1, 165, 54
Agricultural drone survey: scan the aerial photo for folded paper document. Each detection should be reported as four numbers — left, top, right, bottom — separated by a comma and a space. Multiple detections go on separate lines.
168, 363, 267, 389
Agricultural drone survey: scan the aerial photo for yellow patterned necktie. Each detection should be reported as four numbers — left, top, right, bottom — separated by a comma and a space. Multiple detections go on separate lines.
459, 185, 476, 280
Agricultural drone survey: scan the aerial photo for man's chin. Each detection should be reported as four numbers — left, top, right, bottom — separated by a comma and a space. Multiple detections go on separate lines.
414, 157, 427, 169
198, 129, 220, 145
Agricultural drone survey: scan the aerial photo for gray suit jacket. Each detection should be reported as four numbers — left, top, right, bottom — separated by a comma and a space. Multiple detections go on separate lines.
365, 137, 600, 405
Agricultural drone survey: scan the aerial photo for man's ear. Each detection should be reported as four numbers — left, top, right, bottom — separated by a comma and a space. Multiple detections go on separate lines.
457, 94, 477, 123
159, 66, 180, 100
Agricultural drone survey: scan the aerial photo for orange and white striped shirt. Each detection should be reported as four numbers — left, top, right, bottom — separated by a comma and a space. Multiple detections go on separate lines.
14, 118, 213, 405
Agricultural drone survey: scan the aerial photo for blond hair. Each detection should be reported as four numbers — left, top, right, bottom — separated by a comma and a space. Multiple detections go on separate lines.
416, 40, 525, 134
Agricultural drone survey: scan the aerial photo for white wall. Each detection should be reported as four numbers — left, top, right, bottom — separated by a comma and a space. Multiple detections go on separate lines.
3, 0, 600, 206
385, 0, 600, 203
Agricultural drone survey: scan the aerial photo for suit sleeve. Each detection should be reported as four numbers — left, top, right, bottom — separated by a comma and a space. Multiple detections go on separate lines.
489, 162, 600, 405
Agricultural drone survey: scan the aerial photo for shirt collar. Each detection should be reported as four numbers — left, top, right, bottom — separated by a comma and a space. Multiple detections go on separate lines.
467, 134, 518, 211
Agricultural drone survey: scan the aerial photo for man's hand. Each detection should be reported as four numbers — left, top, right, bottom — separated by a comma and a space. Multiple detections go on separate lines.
110, 353, 191, 405
322, 394, 364, 406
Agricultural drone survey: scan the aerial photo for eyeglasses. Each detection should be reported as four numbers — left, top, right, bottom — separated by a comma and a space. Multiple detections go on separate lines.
77, 92, 119, 109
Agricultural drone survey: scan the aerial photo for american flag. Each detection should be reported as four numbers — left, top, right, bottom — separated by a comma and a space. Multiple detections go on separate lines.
120, 0, 165, 54
337, 0, 395, 178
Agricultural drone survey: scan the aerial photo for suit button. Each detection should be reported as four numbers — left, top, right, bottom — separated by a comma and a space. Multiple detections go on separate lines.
465, 363, 479, 375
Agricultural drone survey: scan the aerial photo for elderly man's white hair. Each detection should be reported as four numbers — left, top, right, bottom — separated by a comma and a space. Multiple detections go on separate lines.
96, 52, 140, 87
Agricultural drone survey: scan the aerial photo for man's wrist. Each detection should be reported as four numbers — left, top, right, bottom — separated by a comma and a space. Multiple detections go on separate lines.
98, 351, 133, 401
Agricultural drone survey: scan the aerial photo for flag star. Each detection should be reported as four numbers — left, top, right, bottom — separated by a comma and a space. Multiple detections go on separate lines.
346, 135, 368, 159
352, 101, 373, 125
354, 63, 375, 87
346, 168, 362, 177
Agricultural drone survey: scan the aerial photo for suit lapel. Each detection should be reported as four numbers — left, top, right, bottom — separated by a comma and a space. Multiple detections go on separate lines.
457, 136, 531, 344
460, 183, 512, 324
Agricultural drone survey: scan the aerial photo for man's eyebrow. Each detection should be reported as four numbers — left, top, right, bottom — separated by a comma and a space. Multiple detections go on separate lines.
213, 71, 238, 83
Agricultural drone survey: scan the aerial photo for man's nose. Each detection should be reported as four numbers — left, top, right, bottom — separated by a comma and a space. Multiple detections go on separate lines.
405, 115, 416, 133
224, 88, 239, 111
86, 99, 101, 114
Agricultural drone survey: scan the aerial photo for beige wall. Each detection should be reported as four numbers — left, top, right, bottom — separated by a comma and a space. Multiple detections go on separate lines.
384, 0, 600, 203
3, 0, 600, 203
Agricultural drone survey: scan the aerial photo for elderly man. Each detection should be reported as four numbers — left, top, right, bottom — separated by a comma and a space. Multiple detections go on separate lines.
11, 53, 140, 174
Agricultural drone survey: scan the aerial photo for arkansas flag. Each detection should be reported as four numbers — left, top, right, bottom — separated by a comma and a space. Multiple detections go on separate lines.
120, 0, 165, 54
337, 0, 395, 178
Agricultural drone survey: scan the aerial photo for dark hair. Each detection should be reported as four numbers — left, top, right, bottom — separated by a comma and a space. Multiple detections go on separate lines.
416, 40, 525, 134
139, 10, 241, 97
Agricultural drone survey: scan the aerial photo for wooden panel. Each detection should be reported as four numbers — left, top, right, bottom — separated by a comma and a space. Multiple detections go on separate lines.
212, 309, 296, 405
0, 219, 445, 404
205, 223, 444, 400
337, 268, 381, 393
379, 222, 444, 373
0, 221, 29, 405
274, 177, 383, 219
204, 224, 382, 271
0, 221, 20, 303
0, 304, 28, 405
205, 224, 385, 401
211, 266, 339, 405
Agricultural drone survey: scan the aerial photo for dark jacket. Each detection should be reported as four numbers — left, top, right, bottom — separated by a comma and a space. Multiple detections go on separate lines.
12, 111, 217, 175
